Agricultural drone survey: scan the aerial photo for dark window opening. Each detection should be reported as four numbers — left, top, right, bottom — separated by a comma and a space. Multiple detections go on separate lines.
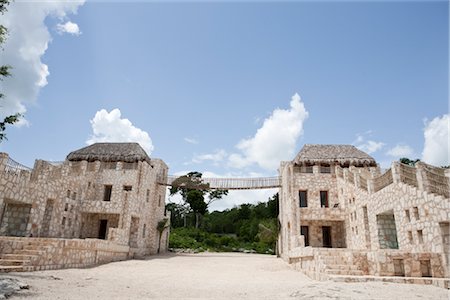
320, 191, 329, 208
301, 226, 309, 246
123, 185, 132, 192
98, 219, 108, 239
322, 226, 332, 247
299, 190, 308, 207
420, 260, 432, 277
103, 185, 113, 201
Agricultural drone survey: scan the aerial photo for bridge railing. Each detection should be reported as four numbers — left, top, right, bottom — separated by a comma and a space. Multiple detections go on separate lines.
159, 175, 281, 190
4, 157, 32, 174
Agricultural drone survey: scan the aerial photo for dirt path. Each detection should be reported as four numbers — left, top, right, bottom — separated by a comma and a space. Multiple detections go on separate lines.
3, 252, 449, 299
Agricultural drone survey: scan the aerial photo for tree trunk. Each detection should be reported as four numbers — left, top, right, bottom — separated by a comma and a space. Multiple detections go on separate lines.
195, 213, 199, 229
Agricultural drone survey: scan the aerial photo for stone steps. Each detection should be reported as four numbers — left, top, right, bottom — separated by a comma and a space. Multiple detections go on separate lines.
2, 254, 38, 261
325, 269, 365, 276
14, 249, 43, 256
326, 264, 359, 271
0, 239, 59, 272
328, 274, 450, 289
0, 265, 24, 273
0, 259, 30, 266
318, 251, 368, 277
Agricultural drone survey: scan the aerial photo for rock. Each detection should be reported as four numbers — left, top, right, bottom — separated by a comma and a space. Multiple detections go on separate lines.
0, 278, 29, 299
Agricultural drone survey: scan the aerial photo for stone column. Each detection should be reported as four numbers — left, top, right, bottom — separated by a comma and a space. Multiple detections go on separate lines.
415, 162, 426, 191
391, 162, 401, 184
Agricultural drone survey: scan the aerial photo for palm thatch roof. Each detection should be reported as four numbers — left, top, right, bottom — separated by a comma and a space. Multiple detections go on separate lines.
294, 144, 377, 166
66, 143, 151, 163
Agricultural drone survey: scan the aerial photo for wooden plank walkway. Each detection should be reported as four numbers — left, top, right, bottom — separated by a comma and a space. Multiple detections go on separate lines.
158, 175, 281, 190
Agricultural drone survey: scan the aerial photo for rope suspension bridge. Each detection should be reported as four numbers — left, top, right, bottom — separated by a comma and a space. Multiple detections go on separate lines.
157, 175, 282, 190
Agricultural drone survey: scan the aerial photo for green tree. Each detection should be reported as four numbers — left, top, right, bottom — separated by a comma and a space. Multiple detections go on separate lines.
0, 0, 21, 142
170, 172, 228, 228
399, 157, 420, 166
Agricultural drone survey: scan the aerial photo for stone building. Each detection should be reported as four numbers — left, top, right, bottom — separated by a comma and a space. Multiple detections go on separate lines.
0, 143, 169, 271
278, 144, 450, 287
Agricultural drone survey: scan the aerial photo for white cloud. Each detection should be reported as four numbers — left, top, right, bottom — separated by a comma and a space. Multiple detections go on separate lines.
56, 21, 81, 36
87, 108, 154, 154
209, 189, 278, 212
184, 137, 198, 144
422, 114, 449, 166
353, 133, 384, 154
191, 149, 227, 165
386, 144, 414, 158
0, 1, 85, 122
228, 93, 309, 171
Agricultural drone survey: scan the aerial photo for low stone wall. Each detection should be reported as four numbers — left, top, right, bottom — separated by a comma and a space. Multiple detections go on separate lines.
367, 250, 445, 278
288, 247, 447, 280
0, 237, 129, 271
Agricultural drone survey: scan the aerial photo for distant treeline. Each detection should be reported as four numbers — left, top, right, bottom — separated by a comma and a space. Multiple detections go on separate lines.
166, 193, 279, 254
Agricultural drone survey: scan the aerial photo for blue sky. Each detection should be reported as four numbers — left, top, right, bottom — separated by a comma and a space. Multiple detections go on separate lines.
0, 0, 448, 210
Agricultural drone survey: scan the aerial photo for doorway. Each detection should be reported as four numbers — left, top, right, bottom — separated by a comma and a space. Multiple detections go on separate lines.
322, 226, 332, 248
98, 219, 108, 239
301, 226, 309, 246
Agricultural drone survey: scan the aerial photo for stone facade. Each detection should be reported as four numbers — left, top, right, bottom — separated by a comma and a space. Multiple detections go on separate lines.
278, 144, 450, 287
0, 143, 170, 271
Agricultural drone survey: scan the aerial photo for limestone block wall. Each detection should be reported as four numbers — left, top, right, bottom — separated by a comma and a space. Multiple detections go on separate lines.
0, 152, 170, 259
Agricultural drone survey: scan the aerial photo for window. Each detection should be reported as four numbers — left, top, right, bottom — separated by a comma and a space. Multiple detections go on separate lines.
103, 162, 116, 170
64, 203, 69, 211
420, 260, 432, 277
299, 190, 307, 207
122, 162, 136, 170
72, 192, 77, 200
158, 195, 162, 207
405, 209, 411, 222
320, 164, 331, 173
320, 191, 329, 208
143, 224, 146, 238
393, 259, 405, 276
62, 217, 66, 227
300, 226, 309, 246
66, 190, 71, 198
123, 185, 132, 192
417, 230, 424, 244
413, 207, 419, 220
146, 189, 150, 202
103, 185, 113, 201
408, 231, 413, 243
87, 162, 96, 172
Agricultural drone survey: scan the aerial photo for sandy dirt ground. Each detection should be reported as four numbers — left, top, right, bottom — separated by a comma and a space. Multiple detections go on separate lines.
2, 252, 449, 299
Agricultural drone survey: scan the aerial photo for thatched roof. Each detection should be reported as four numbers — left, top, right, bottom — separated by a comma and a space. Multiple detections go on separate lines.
294, 144, 377, 166
66, 143, 151, 163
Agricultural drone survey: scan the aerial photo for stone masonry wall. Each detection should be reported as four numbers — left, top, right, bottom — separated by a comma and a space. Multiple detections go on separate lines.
0, 152, 170, 262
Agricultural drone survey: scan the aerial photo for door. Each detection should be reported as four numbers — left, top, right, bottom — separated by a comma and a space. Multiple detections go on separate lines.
322, 226, 332, 248
98, 219, 108, 239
